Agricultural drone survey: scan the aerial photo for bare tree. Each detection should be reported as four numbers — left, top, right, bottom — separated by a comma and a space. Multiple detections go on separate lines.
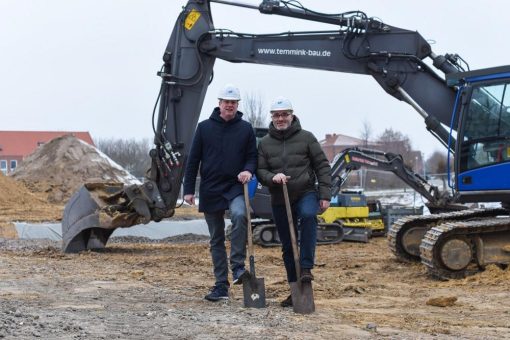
359, 119, 373, 147
241, 91, 267, 127
371, 128, 416, 189
96, 138, 152, 179
376, 128, 413, 161
425, 150, 452, 174
425, 150, 454, 190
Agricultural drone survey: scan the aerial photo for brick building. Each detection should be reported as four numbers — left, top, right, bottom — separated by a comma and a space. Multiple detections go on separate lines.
319, 133, 379, 162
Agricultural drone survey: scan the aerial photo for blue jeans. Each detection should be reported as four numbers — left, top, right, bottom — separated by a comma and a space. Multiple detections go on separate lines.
204, 195, 247, 287
271, 192, 319, 283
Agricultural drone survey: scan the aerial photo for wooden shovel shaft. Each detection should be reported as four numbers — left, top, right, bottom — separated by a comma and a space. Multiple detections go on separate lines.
282, 183, 301, 281
243, 183, 254, 272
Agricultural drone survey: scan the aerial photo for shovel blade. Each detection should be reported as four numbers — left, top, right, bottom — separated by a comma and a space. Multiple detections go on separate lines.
243, 277, 266, 308
290, 281, 315, 314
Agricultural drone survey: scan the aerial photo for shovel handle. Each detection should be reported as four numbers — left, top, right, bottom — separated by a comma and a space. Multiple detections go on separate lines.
243, 182, 254, 260
282, 182, 301, 281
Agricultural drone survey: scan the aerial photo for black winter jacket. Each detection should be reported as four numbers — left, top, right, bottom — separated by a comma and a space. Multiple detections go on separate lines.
183, 108, 257, 213
257, 117, 331, 205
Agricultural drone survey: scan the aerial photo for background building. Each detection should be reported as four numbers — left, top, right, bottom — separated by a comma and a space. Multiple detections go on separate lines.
320, 132, 424, 190
0, 131, 94, 174
320, 133, 379, 162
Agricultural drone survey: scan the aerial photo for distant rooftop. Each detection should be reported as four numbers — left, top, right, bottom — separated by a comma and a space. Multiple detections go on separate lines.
0, 131, 94, 157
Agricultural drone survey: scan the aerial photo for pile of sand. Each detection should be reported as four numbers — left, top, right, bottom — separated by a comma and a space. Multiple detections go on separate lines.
11, 135, 140, 204
0, 172, 48, 208
0, 172, 61, 224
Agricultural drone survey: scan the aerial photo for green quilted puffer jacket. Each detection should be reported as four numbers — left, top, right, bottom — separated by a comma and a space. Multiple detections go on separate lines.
257, 117, 331, 205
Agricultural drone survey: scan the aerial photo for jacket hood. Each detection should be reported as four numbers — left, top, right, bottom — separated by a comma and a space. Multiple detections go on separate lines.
268, 116, 301, 140
210, 107, 244, 124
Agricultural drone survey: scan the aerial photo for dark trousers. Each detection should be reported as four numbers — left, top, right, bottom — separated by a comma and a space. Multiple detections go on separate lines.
271, 192, 319, 283
204, 195, 247, 287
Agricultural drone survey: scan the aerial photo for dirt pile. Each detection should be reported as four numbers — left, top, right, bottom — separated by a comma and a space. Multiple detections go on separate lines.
0, 172, 61, 224
0, 172, 45, 207
11, 135, 140, 204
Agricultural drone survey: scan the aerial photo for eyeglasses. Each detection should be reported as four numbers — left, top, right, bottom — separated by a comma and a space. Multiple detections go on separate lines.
271, 112, 292, 119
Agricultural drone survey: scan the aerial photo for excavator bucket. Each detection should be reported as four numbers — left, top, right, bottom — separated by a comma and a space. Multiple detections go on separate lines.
62, 183, 143, 253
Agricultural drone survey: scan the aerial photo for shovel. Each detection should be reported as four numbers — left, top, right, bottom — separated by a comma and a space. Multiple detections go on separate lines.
282, 182, 315, 314
242, 182, 266, 308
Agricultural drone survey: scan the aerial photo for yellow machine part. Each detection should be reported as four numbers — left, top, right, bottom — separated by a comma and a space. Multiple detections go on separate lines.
319, 206, 369, 223
318, 206, 385, 232
364, 218, 385, 231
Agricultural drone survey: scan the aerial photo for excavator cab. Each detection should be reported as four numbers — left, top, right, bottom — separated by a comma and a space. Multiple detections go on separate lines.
449, 66, 510, 204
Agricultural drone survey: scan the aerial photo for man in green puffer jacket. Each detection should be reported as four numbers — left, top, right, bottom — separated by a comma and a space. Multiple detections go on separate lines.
257, 96, 331, 307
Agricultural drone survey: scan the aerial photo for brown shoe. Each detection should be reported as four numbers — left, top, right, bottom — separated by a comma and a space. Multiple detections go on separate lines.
280, 294, 292, 307
300, 268, 314, 282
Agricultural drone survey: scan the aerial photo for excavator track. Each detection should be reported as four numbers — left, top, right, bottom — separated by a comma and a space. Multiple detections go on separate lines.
388, 208, 507, 262
252, 223, 344, 247
252, 224, 281, 247
420, 214, 510, 279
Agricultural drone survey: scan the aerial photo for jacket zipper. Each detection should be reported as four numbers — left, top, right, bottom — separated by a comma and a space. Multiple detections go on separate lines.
282, 135, 287, 174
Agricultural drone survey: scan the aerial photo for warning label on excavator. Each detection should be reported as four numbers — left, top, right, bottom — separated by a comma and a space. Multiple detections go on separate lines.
351, 156, 378, 167
184, 9, 201, 30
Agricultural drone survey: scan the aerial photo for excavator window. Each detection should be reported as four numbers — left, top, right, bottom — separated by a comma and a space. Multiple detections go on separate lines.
459, 83, 510, 172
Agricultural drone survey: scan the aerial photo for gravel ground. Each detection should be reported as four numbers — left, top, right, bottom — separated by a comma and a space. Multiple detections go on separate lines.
2, 235, 510, 339
108, 234, 210, 244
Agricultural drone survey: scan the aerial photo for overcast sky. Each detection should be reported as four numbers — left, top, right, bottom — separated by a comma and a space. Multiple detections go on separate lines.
1, 0, 509, 158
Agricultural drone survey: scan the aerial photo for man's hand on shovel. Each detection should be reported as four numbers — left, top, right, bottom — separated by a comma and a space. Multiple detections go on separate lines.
237, 171, 252, 184
272, 173, 290, 184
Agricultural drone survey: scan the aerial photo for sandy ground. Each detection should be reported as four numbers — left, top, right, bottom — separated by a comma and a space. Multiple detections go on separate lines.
2, 223, 510, 339
4, 137, 509, 338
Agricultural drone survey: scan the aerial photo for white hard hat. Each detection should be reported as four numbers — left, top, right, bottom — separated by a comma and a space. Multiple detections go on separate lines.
218, 84, 241, 101
270, 96, 293, 112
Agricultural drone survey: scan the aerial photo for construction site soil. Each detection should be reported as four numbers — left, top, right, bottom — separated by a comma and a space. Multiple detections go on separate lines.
1, 136, 510, 339
2, 235, 510, 339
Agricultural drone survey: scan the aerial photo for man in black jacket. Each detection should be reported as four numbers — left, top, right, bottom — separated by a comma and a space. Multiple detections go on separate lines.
183, 84, 257, 302
257, 96, 331, 307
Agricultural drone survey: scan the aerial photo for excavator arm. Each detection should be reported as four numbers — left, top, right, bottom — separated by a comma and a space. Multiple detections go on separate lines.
62, 1, 217, 252
61, 0, 484, 253
330, 147, 466, 213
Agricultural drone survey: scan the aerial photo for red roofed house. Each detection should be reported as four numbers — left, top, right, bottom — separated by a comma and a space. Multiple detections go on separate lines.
0, 131, 94, 175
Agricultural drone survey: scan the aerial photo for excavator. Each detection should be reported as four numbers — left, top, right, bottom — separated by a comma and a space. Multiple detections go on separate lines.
62, 0, 510, 279
329, 147, 466, 214
320, 147, 468, 242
